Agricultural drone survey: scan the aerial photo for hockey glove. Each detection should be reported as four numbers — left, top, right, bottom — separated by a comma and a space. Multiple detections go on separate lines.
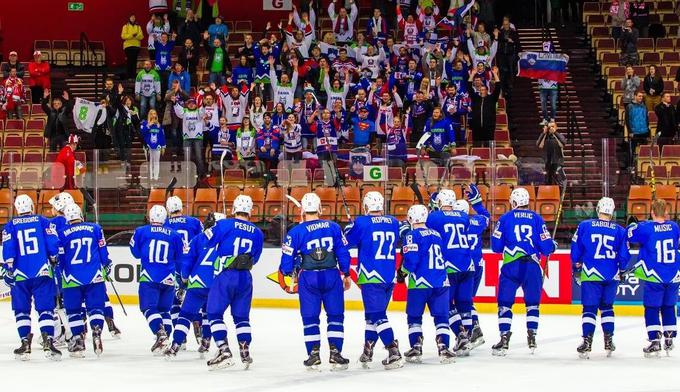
572, 263, 582, 286
2, 267, 15, 287
465, 183, 482, 205
398, 220, 411, 240
396, 267, 408, 284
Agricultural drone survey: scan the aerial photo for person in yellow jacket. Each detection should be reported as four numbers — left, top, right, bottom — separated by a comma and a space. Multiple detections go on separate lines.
121, 14, 145, 80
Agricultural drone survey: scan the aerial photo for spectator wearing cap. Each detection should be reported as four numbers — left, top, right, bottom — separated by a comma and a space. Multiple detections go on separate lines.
42, 89, 72, 152
55, 134, 80, 190
121, 14, 144, 80
351, 105, 376, 147
28, 51, 51, 104
207, 15, 229, 47
1, 51, 25, 79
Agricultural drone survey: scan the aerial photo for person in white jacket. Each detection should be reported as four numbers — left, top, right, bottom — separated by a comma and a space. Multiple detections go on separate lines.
355, 43, 386, 80
146, 14, 170, 58
328, 0, 358, 44
172, 96, 207, 178
293, 1, 317, 41
269, 57, 298, 112
466, 26, 499, 68
323, 67, 351, 110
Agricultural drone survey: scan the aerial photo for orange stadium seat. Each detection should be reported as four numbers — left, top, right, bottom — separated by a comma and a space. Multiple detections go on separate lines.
536, 185, 560, 222
244, 186, 265, 221
193, 188, 217, 220
627, 185, 652, 221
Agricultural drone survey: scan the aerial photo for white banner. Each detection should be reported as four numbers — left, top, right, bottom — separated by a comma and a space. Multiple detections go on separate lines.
363, 166, 387, 182
263, 0, 292, 11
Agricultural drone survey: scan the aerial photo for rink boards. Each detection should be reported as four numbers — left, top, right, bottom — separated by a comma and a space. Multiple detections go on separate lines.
91, 248, 652, 316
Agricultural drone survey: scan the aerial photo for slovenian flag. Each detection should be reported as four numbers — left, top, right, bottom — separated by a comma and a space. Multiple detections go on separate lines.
437, 16, 457, 30
517, 51, 570, 83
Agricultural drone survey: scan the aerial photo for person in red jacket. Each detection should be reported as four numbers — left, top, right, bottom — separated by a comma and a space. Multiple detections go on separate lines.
54, 134, 79, 190
28, 51, 51, 104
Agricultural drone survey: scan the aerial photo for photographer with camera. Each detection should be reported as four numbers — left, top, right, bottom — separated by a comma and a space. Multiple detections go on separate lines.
536, 120, 567, 186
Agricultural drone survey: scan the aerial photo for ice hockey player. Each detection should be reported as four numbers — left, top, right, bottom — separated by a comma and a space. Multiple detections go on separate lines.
452, 185, 490, 350
490, 188, 555, 356
165, 195, 203, 335
279, 193, 352, 370
203, 196, 264, 370
1, 195, 61, 360
164, 212, 227, 360
57, 204, 110, 358
627, 199, 680, 357
400, 204, 456, 364
571, 197, 629, 358
344, 191, 403, 370
129, 205, 185, 355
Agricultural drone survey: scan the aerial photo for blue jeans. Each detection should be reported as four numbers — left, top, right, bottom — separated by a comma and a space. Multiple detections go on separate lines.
540, 89, 558, 121
139, 95, 156, 119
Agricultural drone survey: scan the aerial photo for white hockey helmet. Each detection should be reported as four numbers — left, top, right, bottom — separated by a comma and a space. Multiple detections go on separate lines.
49, 192, 75, 213
301, 193, 321, 213
232, 195, 253, 216
452, 199, 470, 213
213, 212, 227, 221
436, 189, 457, 208
166, 196, 183, 214
14, 194, 34, 215
63, 203, 83, 222
363, 191, 384, 214
510, 188, 530, 209
596, 197, 615, 216
407, 204, 429, 225
149, 205, 168, 225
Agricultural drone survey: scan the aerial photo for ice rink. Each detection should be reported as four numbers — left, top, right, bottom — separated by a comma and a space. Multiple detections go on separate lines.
0, 302, 679, 392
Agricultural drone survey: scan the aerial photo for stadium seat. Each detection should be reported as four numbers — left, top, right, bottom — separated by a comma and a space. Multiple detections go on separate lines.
489, 185, 511, 221
495, 166, 518, 186
662, 52, 680, 67
669, 165, 680, 185
627, 185, 653, 221
516, 185, 536, 210
536, 185, 560, 222
146, 189, 166, 213
0, 189, 13, 223
218, 186, 242, 214
582, 2, 601, 23
638, 144, 660, 175
172, 188, 194, 214
5, 119, 24, 131
223, 169, 245, 188
193, 188, 217, 220
264, 186, 284, 219
656, 1, 675, 14
289, 186, 308, 222
637, 38, 654, 53
315, 187, 337, 220
449, 167, 473, 185
645, 165, 669, 185
389, 186, 415, 220
244, 186, 265, 220
16, 189, 38, 208
339, 186, 361, 222
655, 185, 678, 218
51, 40, 70, 66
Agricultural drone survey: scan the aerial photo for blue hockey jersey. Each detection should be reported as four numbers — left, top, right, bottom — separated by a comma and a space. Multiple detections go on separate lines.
491, 209, 555, 264
129, 224, 185, 286
571, 219, 629, 282
401, 227, 448, 289
423, 118, 456, 152
468, 203, 491, 264
166, 215, 203, 245
181, 234, 218, 289
203, 218, 264, 275
58, 222, 110, 287
49, 215, 68, 233
427, 210, 473, 273
280, 219, 350, 275
2, 215, 59, 281
344, 215, 399, 284
627, 221, 680, 284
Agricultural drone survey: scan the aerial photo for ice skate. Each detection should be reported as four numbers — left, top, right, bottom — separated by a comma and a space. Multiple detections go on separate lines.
41, 332, 62, 361
106, 317, 121, 339
382, 340, 403, 370
207, 343, 235, 370
492, 332, 512, 356
198, 338, 211, 359
469, 322, 485, 349
358, 340, 375, 369
577, 335, 593, 359
664, 332, 674, 356
92, 326, 103, 357
151, 329, 169, 356
239, 341, 253, 369
192, 320, 202, 345
53, 325, 67, 349
303, 346, 321, 371
404, 336, 423, 363
453, 330, 471, 357
604, 333, 615, 357
527, 329, 537, 354
437, 338, 456, 364
329, 344, 349, 371
163, 343, 181, 360
643, 340, 662, 358
68, 334, 86, 358
14, 333, 32, 361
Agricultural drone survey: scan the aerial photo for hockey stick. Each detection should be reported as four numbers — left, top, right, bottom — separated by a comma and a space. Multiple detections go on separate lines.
106, 273, 128, 316
648, 133, 658, 199
282, 194, 301, 294
165, 176, 178, 199
415, 132, 432, 189
328, 149, 353, 223
410, 182, 425, 205
219, 150, 228, 213
79, 187, 98, 225
542, 180, 568, 280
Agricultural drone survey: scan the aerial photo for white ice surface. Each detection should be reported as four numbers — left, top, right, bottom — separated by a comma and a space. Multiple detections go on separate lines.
0, 302, 679, 392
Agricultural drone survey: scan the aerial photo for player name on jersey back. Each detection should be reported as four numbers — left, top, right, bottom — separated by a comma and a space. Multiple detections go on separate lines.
305, 221, 331, 232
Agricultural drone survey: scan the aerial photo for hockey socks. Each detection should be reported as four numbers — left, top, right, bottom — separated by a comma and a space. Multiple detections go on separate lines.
15, 312, 31, 339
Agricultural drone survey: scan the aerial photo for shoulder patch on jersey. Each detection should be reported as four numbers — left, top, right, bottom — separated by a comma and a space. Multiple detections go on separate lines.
492, 229, 502, 239
2, 231, 10, 242
98, 238, 106, 248
129, 237, 135, 247
204, 228, 214, 240
402, 243, 419, 254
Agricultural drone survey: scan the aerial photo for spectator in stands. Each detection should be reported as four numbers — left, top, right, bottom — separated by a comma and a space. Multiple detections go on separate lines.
168, 62, 190, 94
619, 19, 639, 66
621, 65, 640, 107
351, 106, 376, 147
172, 96, 207, 178
328, 0, 359, 45
42, 89, 72, 152
366, 7, 388, 44
609, 0, 630, 40
114, 94, 140, 170
3, 67, 24, 119
208, 116, 235, 172
203, 32, 228, 86
655, 92, 678, 148
178, 38, 199, 87
121, 15, 145, 80
469, 67, 501, 145
147, 14, 170, 60
1, 51, 25, 79
471, 22, 491, 50
55, 134, 80, 190
27, 51, 50, 104
630, 0, 650, 38
140, 109, 166, 181
643, 64, 663, 112
154, 32, 176, 98
235, 116, 257, 172
536, 120, 566, 186
386, 113, 408, 169
409, 90, 433, 144
207, 15, 229, 47
549, 0, 565, 27
135, 60, 162, 119
238, 34, 256, 67
256, 113, 281, 173
101, 78, 119, 104
178, 9, 201, 46
625, 91, 649, 168
496, 16, 520, 101
163, 79, 189, 172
